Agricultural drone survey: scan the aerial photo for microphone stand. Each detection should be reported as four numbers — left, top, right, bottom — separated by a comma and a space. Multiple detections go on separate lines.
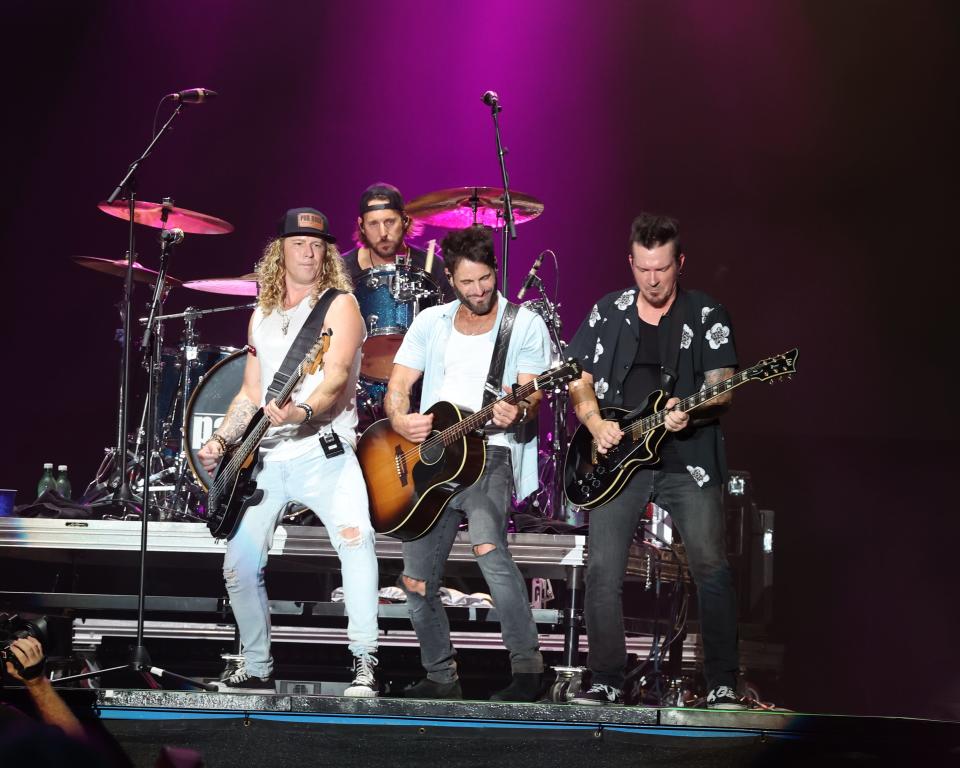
486, 96, 516, 291
63, 104, 215, 691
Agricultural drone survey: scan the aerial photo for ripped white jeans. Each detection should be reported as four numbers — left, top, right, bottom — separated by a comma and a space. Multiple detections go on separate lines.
222, 441, 379, 678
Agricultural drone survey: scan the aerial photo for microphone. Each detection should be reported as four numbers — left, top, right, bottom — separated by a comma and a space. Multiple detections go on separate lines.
516, 251, 545, 301
168, 88, 218, 104
481, 90, 499, 107
159, 228, 185, 245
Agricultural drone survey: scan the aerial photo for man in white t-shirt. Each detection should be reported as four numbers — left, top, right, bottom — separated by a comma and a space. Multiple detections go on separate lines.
385, 225, 551, 702
196, 208, 380, 696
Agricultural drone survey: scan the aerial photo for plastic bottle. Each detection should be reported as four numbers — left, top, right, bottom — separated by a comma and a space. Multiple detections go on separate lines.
37, 463, 56, 498
55, 464, 72, 501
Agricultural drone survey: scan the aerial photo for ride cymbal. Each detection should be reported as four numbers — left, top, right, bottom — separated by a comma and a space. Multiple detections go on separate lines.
97, 200, 234, 235
405, 186, 544, 229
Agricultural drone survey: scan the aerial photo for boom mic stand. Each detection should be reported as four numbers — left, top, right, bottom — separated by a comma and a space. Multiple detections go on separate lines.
61, 102, 215, 691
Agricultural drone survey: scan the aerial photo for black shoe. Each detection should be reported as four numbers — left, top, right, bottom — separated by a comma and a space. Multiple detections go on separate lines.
216, 668, 275, 693
344, 653, 379, 698
403, 677, 463, 700
570, 683, 623, 705
490, 673, 543, 702
706, 685, 748, 710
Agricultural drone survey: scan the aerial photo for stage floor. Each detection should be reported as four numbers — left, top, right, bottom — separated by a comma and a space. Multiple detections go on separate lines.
87, 688, 960, 768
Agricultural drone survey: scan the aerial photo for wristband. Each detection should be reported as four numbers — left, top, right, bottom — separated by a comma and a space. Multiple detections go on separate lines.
296, 402, 314, 422
206, 434, 228, 453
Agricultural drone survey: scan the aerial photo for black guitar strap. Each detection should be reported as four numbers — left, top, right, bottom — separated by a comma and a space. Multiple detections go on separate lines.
266, 289, 344, 403
658, 289, 687, 396
481, 301, 520, 409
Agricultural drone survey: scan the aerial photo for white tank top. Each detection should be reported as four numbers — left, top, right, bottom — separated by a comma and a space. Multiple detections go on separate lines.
251, 290, 363, 461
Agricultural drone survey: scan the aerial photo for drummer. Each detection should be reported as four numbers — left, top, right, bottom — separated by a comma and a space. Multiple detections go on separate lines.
341, 182, 454, 301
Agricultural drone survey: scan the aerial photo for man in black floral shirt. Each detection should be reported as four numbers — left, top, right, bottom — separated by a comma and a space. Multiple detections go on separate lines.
565, 212, 744, 709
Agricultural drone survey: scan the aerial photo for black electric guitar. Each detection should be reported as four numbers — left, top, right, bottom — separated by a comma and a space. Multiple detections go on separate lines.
564, 348, 798, 510
357, 359, 582, 541
205, 331, 331, 540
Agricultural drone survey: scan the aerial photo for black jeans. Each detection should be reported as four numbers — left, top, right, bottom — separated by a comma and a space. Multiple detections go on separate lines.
584, 468, 739, 690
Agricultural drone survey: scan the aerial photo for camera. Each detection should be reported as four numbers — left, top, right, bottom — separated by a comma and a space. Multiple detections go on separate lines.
0, 613, 49, 663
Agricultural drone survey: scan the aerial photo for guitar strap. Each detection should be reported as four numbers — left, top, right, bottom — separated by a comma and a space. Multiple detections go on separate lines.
265, 288, 344, 403
481, 301, 520, 409
658, 289, 687, 396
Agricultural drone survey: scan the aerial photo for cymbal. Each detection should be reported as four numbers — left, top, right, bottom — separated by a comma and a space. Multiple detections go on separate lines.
97, 200, 234, 235
182, 274, 258, 296
73, 256, 181, 287
405, 186, 544, 229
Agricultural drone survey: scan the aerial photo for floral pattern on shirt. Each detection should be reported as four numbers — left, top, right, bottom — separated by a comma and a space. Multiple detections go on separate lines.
595, 377, 609, 399
680, 323, 693, 350
701, 306, 714, 324
588, 304, 601, 328
705, 322, 731, 350
614, 290, 636, 310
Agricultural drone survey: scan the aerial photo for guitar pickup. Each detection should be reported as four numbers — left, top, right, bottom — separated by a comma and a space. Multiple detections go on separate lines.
395, 444, 409, 487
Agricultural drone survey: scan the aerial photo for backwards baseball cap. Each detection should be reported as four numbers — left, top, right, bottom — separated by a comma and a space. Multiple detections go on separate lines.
277, 207, 336, 243
359, 183, 404, 216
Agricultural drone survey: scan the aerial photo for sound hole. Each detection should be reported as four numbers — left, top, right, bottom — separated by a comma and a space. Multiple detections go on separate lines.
419, 432, 444, 465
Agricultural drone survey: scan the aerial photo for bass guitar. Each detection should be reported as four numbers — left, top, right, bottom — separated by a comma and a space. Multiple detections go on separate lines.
563, 348, 798, 510
205, 331, 331, 540
357, 359, 582, 541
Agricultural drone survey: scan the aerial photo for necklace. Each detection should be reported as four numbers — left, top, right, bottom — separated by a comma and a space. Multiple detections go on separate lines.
456, 304, 492, 336
278, 305, 292, 335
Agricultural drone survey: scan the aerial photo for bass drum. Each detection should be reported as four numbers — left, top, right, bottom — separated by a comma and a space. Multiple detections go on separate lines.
183, 348, 248, 491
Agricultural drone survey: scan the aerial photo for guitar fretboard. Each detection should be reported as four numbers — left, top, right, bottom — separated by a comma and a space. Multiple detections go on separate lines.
440, 378, 542, 444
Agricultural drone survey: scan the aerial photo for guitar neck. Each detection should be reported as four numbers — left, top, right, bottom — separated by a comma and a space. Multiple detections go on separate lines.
633, 365, 756, 436
217, 362, 305, 484
440, 378, 540, 444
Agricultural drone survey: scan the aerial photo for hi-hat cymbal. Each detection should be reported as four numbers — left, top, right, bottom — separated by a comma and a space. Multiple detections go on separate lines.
182, 274, 258, 296
405, 186, 544, 229
97, 200, 234, 235
73, 256, 181, 288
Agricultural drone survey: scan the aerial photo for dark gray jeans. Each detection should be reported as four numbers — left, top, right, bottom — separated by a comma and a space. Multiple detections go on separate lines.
584, 468, 739, 691
402, 447, 544, 683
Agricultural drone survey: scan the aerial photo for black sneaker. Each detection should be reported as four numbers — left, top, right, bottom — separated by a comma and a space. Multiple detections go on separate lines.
490, 673, 543, 702
217, 668, 274, 693
706, 685, 748, 710
570, 683, 623, 705
344, 653, 379, 698
402, 677, 463, 700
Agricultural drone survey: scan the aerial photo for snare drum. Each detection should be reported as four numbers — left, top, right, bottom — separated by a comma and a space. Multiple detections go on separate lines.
183, 349, 248, 490
355, 265, 440, 381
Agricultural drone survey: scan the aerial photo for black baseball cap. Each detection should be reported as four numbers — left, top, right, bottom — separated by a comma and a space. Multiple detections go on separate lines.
277, 207, 336, 243
359, 183, 404, 216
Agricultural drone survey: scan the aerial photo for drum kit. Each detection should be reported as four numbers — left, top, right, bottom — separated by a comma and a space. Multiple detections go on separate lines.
81, 184, 576, 523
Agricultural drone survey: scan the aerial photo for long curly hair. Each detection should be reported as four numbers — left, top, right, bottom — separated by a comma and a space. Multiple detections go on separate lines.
254, 237, 353, 314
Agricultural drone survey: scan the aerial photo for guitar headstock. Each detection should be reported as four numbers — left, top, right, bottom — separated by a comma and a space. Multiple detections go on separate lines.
538, 358, 583, 389
303, 329, 333, 375
748, 348, 798, 383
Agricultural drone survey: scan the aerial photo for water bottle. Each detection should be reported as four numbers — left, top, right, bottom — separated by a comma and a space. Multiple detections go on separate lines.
55, 464, 72, 501
37, 463, 56, 498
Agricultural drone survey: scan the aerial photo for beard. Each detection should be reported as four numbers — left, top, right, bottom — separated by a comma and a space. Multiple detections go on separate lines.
453, 281, 498, 316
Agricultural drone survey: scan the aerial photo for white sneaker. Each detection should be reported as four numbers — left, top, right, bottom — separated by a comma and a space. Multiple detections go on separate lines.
706, 685, 748, 710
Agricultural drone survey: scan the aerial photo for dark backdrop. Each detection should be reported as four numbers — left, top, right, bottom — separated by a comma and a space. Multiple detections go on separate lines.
2, 0, 957, 720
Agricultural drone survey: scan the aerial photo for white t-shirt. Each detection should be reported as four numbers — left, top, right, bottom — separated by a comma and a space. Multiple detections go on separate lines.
434, 326, 510, 449
251, 291, 362, 461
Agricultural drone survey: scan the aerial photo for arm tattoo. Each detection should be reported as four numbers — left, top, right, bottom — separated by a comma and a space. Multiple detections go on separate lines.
581, 408, 599, 423
384, 388, 410, 419
215, 398, 258, 444
704, 367, 735, 386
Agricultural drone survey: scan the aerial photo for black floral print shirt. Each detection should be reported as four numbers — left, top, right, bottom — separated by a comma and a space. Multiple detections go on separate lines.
568, 287, 738, 487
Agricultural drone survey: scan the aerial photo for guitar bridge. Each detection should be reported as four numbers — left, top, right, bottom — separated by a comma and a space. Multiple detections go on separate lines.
395, 444, 409, 487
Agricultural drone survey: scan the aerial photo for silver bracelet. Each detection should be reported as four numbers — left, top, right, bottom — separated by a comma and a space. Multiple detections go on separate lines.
295, 402, 314, 422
